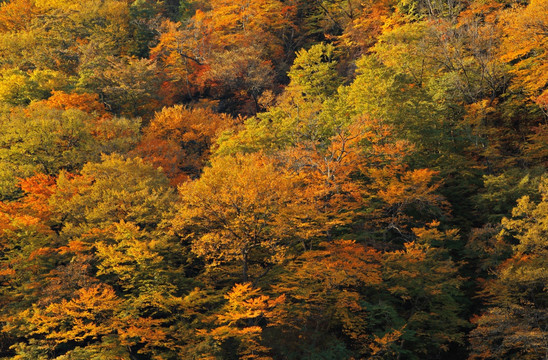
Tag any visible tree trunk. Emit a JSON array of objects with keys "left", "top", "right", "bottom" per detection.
[{"left": 242, "top": 250, "right": 249, "bottom": 282}]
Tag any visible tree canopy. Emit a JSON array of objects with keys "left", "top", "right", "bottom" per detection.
[{"left": 0, "top": 0, "right": 545, "bottom": 358}]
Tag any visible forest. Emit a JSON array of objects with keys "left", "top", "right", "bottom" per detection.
[{"left": 0, "top": 0, "right": 546, "bottom": 358}]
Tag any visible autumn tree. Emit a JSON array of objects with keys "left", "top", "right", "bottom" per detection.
[
  {"left": 50, "top": 154, "right": 176, "bottom": 235},
  {"left": 337, "top": 0, "right": 394, "bottom": 57},
  {"left": 217, "top": 44, "right": 448, "bottom": 243},
  {"left": 196, "top": 0, "right": 294, "bottom": 57},
  {"left": 0, "top": 175, "right": 100, "bottom": 358},
  {"left": 0, "top": 68, "right": 69, "bottom": 105},
  {"left": 205, "top": 46, "right": 276, "bottom": 114},
  {"left": 33, "top": 91, "right": 107, "bottom": 115},
  {"left": 0, "top": 174, "right": 59, "bottom": 317},
  {"left": 0, "top": 106, "right": 98, "bottom": 199},
  {"left": 0, "top": 0, "right": 35, "bottom": 33},
  {"left": 215, "top": 41, "right": 343, "bottom": 155},
  {"left": 499, "top": 0, "right": 548, "bottom": 106},
  {"left": 149, "top": 19, "right": 208, "bottom": 102},
  {"left": 78, "top": 56, "right": 163, "bottom": 118},
  {"left": 0, "top": 0, "right": 133, "bottom": 74},
  {"left": 0, "top": 103, "right": 140, "bottom": 200},
  {"left": 197, "top": 283, "right": 285, "bottom": 359},
  {"left": 31, "top": 90, "right": 141, "bottom": 155},
  {"left": 134, "top": 104, "right": 235, "bottom": 184},
  {"left": 1, "top": 155, "right": 185, "bottom": 358},
  {"left": 154, "top": 0, "right": 295, "bottom": 114},
  {"left": 21, "top": 281, "right": 173, "bottom": 359},
  {"left": 270, "top": 240, "right": 383, "bottom": 358},
  {"left": 174, "top": 154, "right": 319, "bottom": 282}
]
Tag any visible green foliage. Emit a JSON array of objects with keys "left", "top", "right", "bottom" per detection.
[
  {"left": 287, "top": 43, "right": 340, "bottom": 100},
  {"left": 216, "top": 45, "right": 344, "bottom": 156},
  {"left": 475, "top": 169, "right": 545, "bottom": 223},
  {"left": 469, "top": 176, "right": 548, "bottom": 359},
  {"left": 347, "top": 52, "right": 467, "bottom": 170},
  {"left": 371, "top": 224, "right": 468, "bottom": 359}
]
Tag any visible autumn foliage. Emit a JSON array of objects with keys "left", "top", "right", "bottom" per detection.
[{"left": 0, "top": 0, "right": 545, "bottom": 359}]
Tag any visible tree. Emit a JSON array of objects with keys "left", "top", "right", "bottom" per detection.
[
  {"left": 23, "top": 282, "right": 172, "bottom": 358},
  {"left": 149, "top": 19, "right": 208, "bottom": 102},
  {"left": 469, "top": 176, "right": 548, "bottom": 360},
  {"left": 337, "top": 0, "right": 394, "bottom": 57},
  {"left": 0, "top": 103, "right": 141, "bottom": 200},
  {"left": 174, "top": 154, "right": 318, "bottom": 282},
  {"left": 31, "top": 90, "right": 141, "bottom": 156},
  {"left": 0, "top": 0, "right": 35, "bottom": 33},
  {"left": 215, "top": 42, "right": 343, "bottom": 155},
  {"left": 287, "top": 43, "right": 340, "bottom": 100},
  {"left": 32, "top": 91, "right": 107, "bottom": 115},
  {"left": 197, "top": 283, "right": 285, "bottom": 359},
  {"left": 134, "top": 104, "right": 235, "bottom": 184},
  {"left": 0, "top": 174, "right": 101, "bottom": 359},
  {"left": 379, "top": 223, "right": 468, "bottom": 359},
  {"left": 205, "top": 46, "right": 275, "bottom": 114},
  {"left": 271, "top": 240, "right": 382, "bottom": 358},
  {"left": 50, "top": 154, "right": 176, "bottom": 235},
  {"left": 197, "top": 0, "right": 294, "bottom": 57},
  {"left": 216, "top": 44, "right": 448, "bottom": 243},
  {"left": 0, "top": 106, "right": 99, "bottom": 199},
  {"left": 0, "top": 69, "right": 69, "bottom": 105},
  {"left": 78, "top": 56, "right": 163, "bottom": 118},
  {"left": 152, "top": 0, "right": 295, "bottom": 114},
  {"left": 0, "top": 0, "right": 133, "bottom": 75},
  {"left": 499, "top": 0, "right": 548, "bottom": 105},
  {"left": 1, "top": 156, "right": 183, "bottom": 359}
]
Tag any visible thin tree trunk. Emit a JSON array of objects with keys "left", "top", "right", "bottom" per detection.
[{"left": 242, "top": 250, "right": 249, "bottom": 282}]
